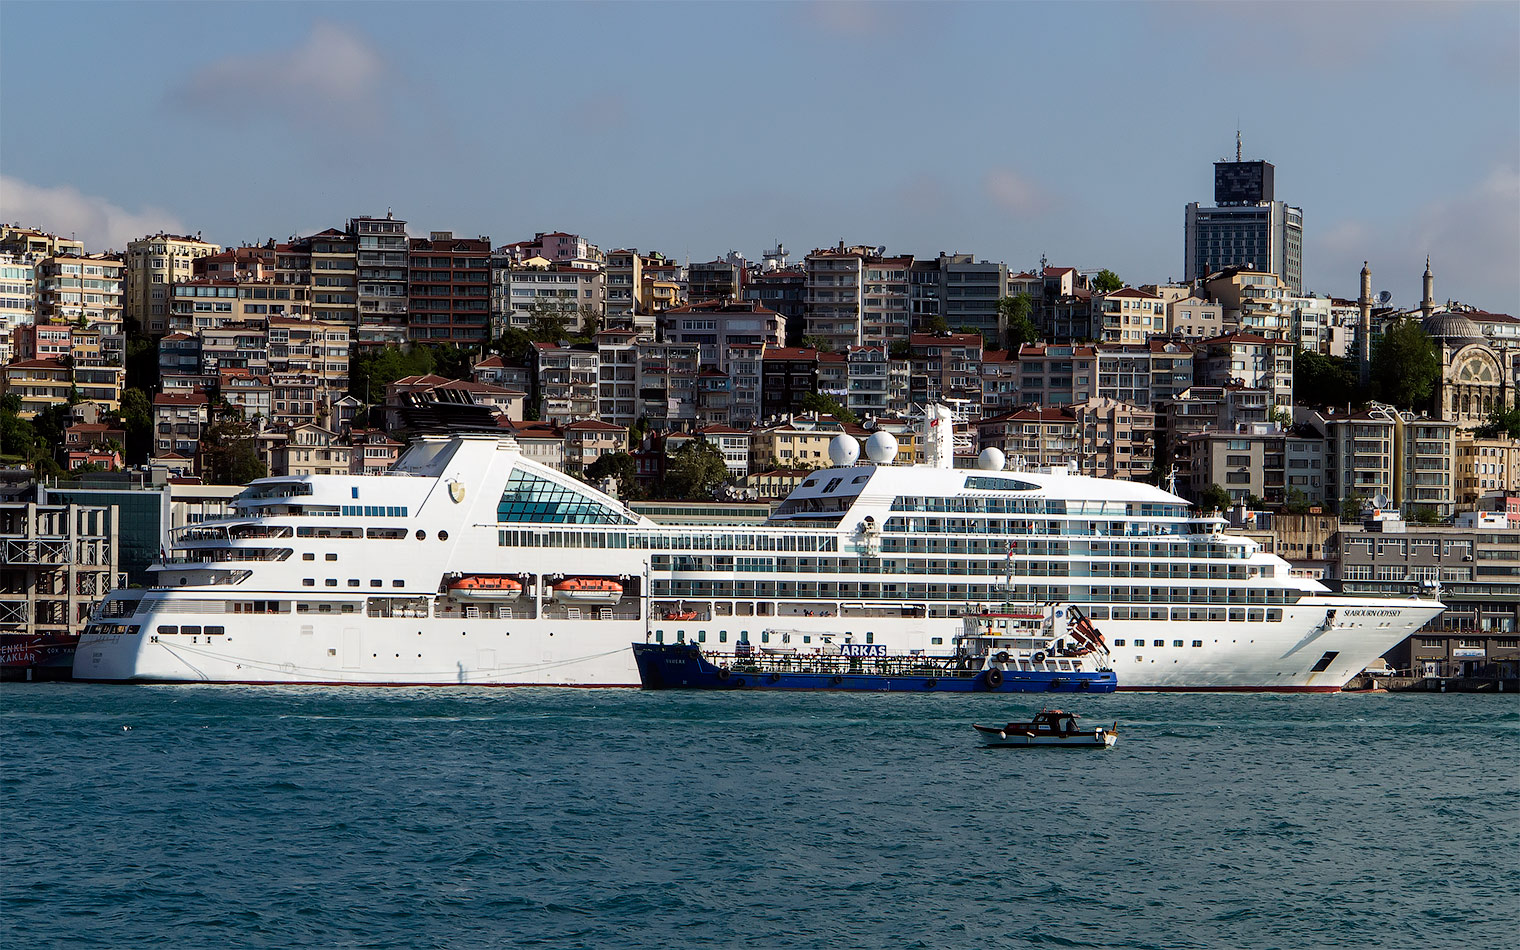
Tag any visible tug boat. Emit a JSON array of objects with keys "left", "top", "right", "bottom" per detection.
[
  {"left": 445, "top": 575, "right": 524, "bottom": 600},
  {"left": 632, "top": 604, "right": 1117, "bottom": 692},
  {"left": 973, "top": 709, "right": 1118, "bottom": 748},
  {"left": 550, "top": 577, "right": 624, "bottom": 605}
]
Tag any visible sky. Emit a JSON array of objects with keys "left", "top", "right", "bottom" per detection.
[{"left": 2, "top": 1, "right": 1517, "bottom": 311}]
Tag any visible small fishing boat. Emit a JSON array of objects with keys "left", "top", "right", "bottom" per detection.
[
  {"left": 550, "top": 577, "right": 624, "bottom": 605},
  {"left": 973, "top": 709, "right": 1117, "bottom": 749},
  {"left": 445, "top": 575, "right": 524, "bottom": 600}
]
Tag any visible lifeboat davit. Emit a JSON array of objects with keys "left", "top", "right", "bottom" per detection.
[
  {"left": 550, "top": 577, "right": 624, "bottom": 605},
  {"left": 447, "top": 576, "right": 524, "bottom": 600},
  {"left": 663, "top": 610, "right": 699, "bottom": 621}
]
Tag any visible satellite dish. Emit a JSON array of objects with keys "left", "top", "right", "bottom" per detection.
[
  {"left": 1377, "top": 291, "right": 1393, "bottom": 305},
  {"left": 865, "top": 431, "right": 899, "bottom": 464},
  {"left": 827, "top": 434, "right": 860, "bottom": 467},
  {"left": 1372, "top": 493, "right": 1389, "bottom": 509}
]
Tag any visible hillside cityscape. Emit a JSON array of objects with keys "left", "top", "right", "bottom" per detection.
[{"left": 2, "top": 151, "right": 1518, "bottom": 682}]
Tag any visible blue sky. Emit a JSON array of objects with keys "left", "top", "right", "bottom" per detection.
[{"left": 3, "top": 1, "right": 1516, "bottom": 310}]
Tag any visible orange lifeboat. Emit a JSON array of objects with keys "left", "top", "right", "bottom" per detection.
[
  {"left": 446, "top": 576, "right": 524, "bottom": 600},
  {"left": 550, "top": 577, "right": 624, "bottom": 606},
  {"left": 663, "top": 609, "right": 699, "bottom": 621}
]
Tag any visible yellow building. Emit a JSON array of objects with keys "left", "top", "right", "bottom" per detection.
[
  {"left": 1, "top": 358, "right": 73, "bottom": 417},
  {"left": 1454, "top": 433, "right": 1520, "bottom": 507},
  {"left": 35, "top": 255, "right": 124, "bottom": 329},
  {"left": 127, "top": 233, "right": 221, "bottom": 334},
  {"left": 0, "top": 226, "right": 84, "bottom": 260}
]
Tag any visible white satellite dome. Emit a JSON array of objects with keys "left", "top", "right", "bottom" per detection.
[
  {"left": 865, "top": 431, "right": 899, "bottom": 464},
  {"left": 977, "top": 447, "right": 1006, "bottom": 471},
  {"left": 827, "top": 434, "right": 860, "bottom": 467}
]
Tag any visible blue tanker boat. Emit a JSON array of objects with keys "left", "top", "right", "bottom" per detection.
[{"left": 632, "top": 605, "right": 1118, "bottom": 693}]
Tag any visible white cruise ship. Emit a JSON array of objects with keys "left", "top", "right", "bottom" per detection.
[{"left": 75, "top": 408, "right": 1443, "bottom": 690}]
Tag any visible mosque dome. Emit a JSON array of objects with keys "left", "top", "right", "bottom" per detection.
[{"left": 1421, "top": 312, "right": 1484, "bottom": 344}]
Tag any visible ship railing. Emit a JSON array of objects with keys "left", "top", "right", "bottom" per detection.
[{"left": 710, "top": 651, "right": 981, "bottom": 679}]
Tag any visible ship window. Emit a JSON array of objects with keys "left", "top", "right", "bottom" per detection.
[
  {"left": 325, "top": 579, "right": 337, "bottom": 586},
  {"left": 303, "top": 552, "right": 315, "bottom": 561},
  {"left": 865, "top": 632, "right": 874, "bottom": 644},
  {"left": 698, "top": 631, "right": 706, "bottom": 642},
  {"left": 1266, "top": 609, "right": 1282, "bottom": 622},
  {"left": 416, "top": 530, "right": 426, "bottom": 540},
  {"left": 206, "top": 626, "right": 225, "bottom": 637},
  {"left": 719, "top": 631, "right": 727, "bottom": 643},
  {"left": 438, "top": 530, "right": 449, "bottom": 541},
  {"left": 325, "top": 553, "right": 337, "bottom": 561},
  {"left": 370, "top": 579, "right": 383, "bottom": 587},
  {"left": 498, "top": 468, "right": 635, "bottom": 525},
  {"left": 1229, "top": 608, "right": 1245, "bottom": 621},
  {"left": 931, "top": 637, "right": 943, "bottom": 645},
  {"left": 1247, "top": 608, "right": 1264, "bottom": 622},
  {"left": 761, "top": 631, "right": 771, "bottom": 643},
  {"left": 352, "top": 487, "right": 359, "bottom": 499},
  {"left": 347, "top": 579, "right": 360, "bottom": 587},
  {"left": 1153, "top": 640, "right": 1165, "bottom": 647},
  {"left": 802, "top": 635, "right": 811, "bottom": 644},
  {"left": 1113, "top": 639, "right": 1125, "bottom": 647},
  {"left": 297, "top": 603, "right": 309, "bottom": 613},
  {"left": 1192, "top": 640, "right": 1203, "bottom": 647},
  {"left": 182, "top": 626, "right": 201, "bottom": 637},
  {"left": 157, "top": 625, "right": 177, "bottom": 635},
  {"left": 823, "top": 478, "right": 843, "bottom": 493},
  {"left": 655, "top": 630, "right": 663, "bottom": 642},
  {"left": 1310, "top": 650, "right": 1339, "bottom": 672},
  {"left": 303, "top": 579, "right": 314, "bottom": 586},
  {"left": 1173, "top": 640, "right": 1184, "bottom": 647},
  {"left": 393, "top": 580, "right": 404, "bottom": 588}
]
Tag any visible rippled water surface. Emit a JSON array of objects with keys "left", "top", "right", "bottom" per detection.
[{"left": 2, "top": 686, "right": 1515, "bottom": 949}]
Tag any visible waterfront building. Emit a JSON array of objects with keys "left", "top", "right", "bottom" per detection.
[
  {"left": 350, "top": 214, "right": 410, "bottom": 348},
  {"left": 39, "top": 472, "right": 170, "bottom": 586},
  {"left": 408, "top": 232, "right": 492, "bottom": 344},
  {"left": 563, "top": 419, "right": 628, "bottom": 477},
  {"left": 126, "top": 233, "right": 222, "bottom": 335},
  {"left": 0, "top": 501, "right": 119, "bottom": 652},
  {"left": 1184, "top": 152, "right": 1303, "bottom": 293}
]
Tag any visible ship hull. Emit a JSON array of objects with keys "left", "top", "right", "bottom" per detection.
[
  {"left": 2, "top": 633, "right": 79, "bottom": 682},
  {"left": 631, "top": 643, "right": 1116, "bottom": 692},
  {"left": 74, "top": 594, "right": 1442, "bottom": 690}
]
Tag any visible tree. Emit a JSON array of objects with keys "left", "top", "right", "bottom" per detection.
[
  {"left": 888, "top": 341, "right": 911, "bottom": 360},
  {"left": 657, "top": 439, "right": 729, "bottom": 500},
  {"left": 1413, "top": 506, "right": 1440, "bottom": 525},
  {"left": 1195, "top": 483, "right": 1231, "bottom": 512},
  {"left": 523, "top": 299, "right": 577, "bottom": 342},
  {"left": 1284, "top": 488, "right": 1312, "bottom": 515},
  {"left": 798, "top": 391, "right": 858, "bottom": 425},
  {"left": 920, "top": 314, "right": 950, "bottom": 334},
  {"left": 1092, "top": 269, "right": 1123, "bottom": 293},
  {"left": 125, "top": 336, "right": 159, "bottom": 392},
  {"left": 1370, "top": 318, "right": 1439, "bottom": 411},
  {"left": 1294, "top": 349, "right": 1359, "bottom": 409},
  {"left": 200, "top": 416, "right": 267, "bottom": 485},
  {"left": 350, "top": 345, "right": 436, "bottom": 402},
  {"left": 117, "top": 387, "right": 153, "bottom": 464},
  {"left": 801, "top": 334, "right": 834, "bottom": 354},
  {"left": 585, "top": 451, "right": 640, "bottom": 499},
  {"left": 997, "top": 293, "right": 1039, "bottom": 350},
  {"left": 1475, "top": 404, "right": 1520, "bottom": 439}
]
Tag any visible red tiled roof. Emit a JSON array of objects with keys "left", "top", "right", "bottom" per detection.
[
  {"left": 152, "top": 392, "right": 208, "bottom": 406},
  {"left": 564, "top": 419, "right": 628, "bottom": 432},
  {"left": 762, "top": 347, "right": 819, "bottom": 360}
]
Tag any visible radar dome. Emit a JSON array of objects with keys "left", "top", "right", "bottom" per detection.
[
  {"left": 865, "top": 431, "right": 899, "bottom": 464},
  {"left": 977, "top": 447, "right": 1006, "bottom": 471},
  {"left": 827, "top": 434, "right": 860, "bottom": 467}
]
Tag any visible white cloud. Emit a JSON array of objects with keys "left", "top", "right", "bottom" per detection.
[
  {"left": 165, "top": 21, "right": 390, "bottom": 132},
  {"left": 984, "top": 168, "right": 1055, "bottom": 216},
  {"left": 0, "top": 176, "right": 185, "bottom": 252}
]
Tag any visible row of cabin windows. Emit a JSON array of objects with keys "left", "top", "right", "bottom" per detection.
[
  {"left": 652, "top": 630, "right": 877, "bottom": 645},
  {"left": 302, "top": 578, "right": 406, "bottom": 588},
  {"left": 156, "top": 625, "right": 227, "bottom": 636},
  {"left": 1113, "top": 640, "right": 1207, "bottom": 648}
]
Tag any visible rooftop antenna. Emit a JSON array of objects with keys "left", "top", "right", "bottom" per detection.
[{"left": 1236, "top": 128, "right": 1242, "bottom": 162}]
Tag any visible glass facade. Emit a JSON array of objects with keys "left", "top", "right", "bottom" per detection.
[
  {"left": 43, "top": 486, "right": 168, "bottom": 586},
  {"left": 496, "top": 469, "right": 632, "bottom": 525}
]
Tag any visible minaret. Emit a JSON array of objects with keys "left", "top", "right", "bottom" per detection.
[
  {"left": 1421, "top": 256, "right": 1435, "bottom": 319},
  {"left": 1358, "top": 261, "right": 1373, "bottom": 385}
]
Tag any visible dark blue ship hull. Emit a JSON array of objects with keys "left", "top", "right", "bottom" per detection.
[{"left": 631, "top": 643, "right": 1117, "bottom": 693}]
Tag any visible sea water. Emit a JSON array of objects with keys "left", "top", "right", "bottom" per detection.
[{"left": 2, "top": 685, "right": 1515, "bottom": 949}]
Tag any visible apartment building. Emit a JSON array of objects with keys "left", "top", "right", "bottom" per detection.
[
  {"left": 408, "top": 232, "right": 491, "bottom": 344},
  {"left": 34, "top": 255, "right": 124, "bottom": 329},
  {"left": 126, "top": 233, "right": 221, "bottom": 334},
  {"left": 805, "top": 247, "right": 867, "bottom": 351},
  {"left": 563, "top": 419, "right": 627, "bottom": 476},
  {"left": 725, "top": 342, "right": 765, "bottom": 428},
  {"left": 861, "top": 256, "right": 913, "bottom": 349},
  {"left": 1184, "top": 423, "right": 1325, "bottom": 506},
  {"left": 1203, "top": 267, "right": 1290, "bottom": 338},
  {"left": 687, "top": 258, "right": 742, "bottom": 304},
  {"left": 167, "top": 278, "right": 308, "bottom": 334},
  {"left": 0, "top": 359, "right": 72, "bottom": 417},
  {"left": 661, "top": 299, "right": 785, "bottom": 371},
  {"left": 1454, "top": 434, "right": 1520, "bottom": 506},
  {"left": 909, "top": 332, "right": 983, "bottom": 411},
  {"left": 151, "top": 392, "right": 209, "bottom": 458},
  {"left": 1193, "top": 333, "right": 1294, "bottom": 409},
  {"left": 350, "top": 214, "right": 410, "bottom": 348},
  {"left": 635, "top": 342, "right": 699, "bottom": 430},
  {"left": 533, "top": 342, "right": 597, "bottom": 424},
  {"left": 761, "top": 347, "right": 820, "bottom": 418},
  {"left": 496, "top": 260, "right": 603, "bottom": 334},
  {"left": 744, "top": 269, "right": 805, "bottom": 344},
  {"left": 595, "top": 328, "right": 639, "bottom": 427},
  {"left": 1092, "top": 287, "right": 1165, "bottom": 343},
  {"left": 0, "top": 253, "right": 36, "bottom": 364},
  {"left": 976, "top": 408, "right": 1081, "bottom": 471}
]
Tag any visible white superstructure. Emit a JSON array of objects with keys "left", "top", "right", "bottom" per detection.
[{"left": 75, "top": 413, "right": 1443, "bottom": 690}]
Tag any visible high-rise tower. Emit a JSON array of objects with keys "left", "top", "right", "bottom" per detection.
[
  {"left": 1358, "top": 261, "right": 1373, "bottom": 386},
  {"left": 1184, "top": 140, "right": 1304, "bottom": 293}
]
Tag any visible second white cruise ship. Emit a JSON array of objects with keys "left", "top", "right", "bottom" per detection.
[{"left": 75, "top": 408, "right": 1443, "bottom": 690}]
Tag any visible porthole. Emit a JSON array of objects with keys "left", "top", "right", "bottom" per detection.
[
  {"left": 438, "top": 530, "right": 449, "bottom": 541},
  {"left": 416, "top": 530, "right": 426, "bottom": 540}
]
